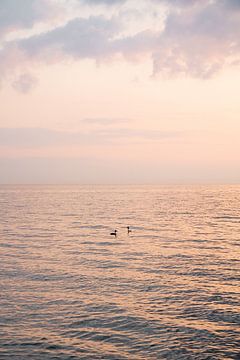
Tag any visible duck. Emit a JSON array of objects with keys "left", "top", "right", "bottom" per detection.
[
  {"left": 127, "top": 226, "right": 132, "bottom": 234},
  {"left": 110, "top": 229, "right": 117, "bottom": 237}
]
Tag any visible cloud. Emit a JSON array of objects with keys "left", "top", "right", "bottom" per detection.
[
  {"left": 80, "top": 118, "right": 132, "bottom": 125},
  {"left": 18, "top": 16, "right": 120, "bottom": 60},
  {"left": 151, "top": 0, "right": 240, "bottom": 78},
  {"left": 222, "top": 0, "right": 240, "bottom": 10},
  {"left": 0, "top": 127, "right": 186, "bottom": 149},
  {"left": 154, "top": 0, "right": 206, "bottom": 7},
  {"left": 79, "top": 0, "right": 126, "bottom": 5},
  {"left": 0, "top": 15, "right": 119, "bottom": 85},
  {"left": 11, "top": 73, "right": 38, "bottom": 93},
  {"left": 0, "top": 128, "right": 65, "bottom": 148},
  {"left": 0, "top": 0, "right": 58, "bottom": 38},
  {"left": 1, "top": 0, "right": 240, "bottom": 81}
]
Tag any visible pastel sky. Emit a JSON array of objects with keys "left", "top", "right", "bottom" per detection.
[{"left": 0, "top": 0, "right": 240, "bottom": 184}]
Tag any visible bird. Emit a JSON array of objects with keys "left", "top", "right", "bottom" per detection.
[
  {"left": 127, "top": 226, "right": 132, "bottom": 234},
  {"left": 110, "top": 229, "right": 117, "bottom": 237}
]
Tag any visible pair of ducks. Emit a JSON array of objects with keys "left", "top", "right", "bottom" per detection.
[{"left": 110, "top": 226, "right": 132, "bottom": 237}]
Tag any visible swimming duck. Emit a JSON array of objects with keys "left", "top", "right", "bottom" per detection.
[{"left": 127, "top": 226, "right": 132, "bottom": 234}]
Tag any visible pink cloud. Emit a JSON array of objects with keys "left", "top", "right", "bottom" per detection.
[{"left": 0, "top": 0, "right": 240, "bottom": 87}]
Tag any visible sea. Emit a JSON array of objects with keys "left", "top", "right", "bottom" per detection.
[{"left": 0, "top": 185, "right": 239, "bottom": 360}]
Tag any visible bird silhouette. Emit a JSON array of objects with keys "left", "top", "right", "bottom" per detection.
[{"left": 127, "top": 226, "right": 132, "bottom": 235}]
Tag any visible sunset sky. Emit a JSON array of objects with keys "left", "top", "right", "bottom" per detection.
[{"left": 0, "top": 0, "right": 240, "bottom": 184}]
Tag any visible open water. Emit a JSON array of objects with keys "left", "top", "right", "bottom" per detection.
[{"left": 0, "top": 185, "right": 240, "bottom": 359}]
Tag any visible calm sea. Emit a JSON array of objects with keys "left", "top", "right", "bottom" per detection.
[{"left": 0, "top": 185, "right": 240, "bottom": 360}]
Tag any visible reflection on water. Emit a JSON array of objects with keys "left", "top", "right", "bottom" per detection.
[{"left": 0, "top": 185, "right": 240, "bottom": 359}]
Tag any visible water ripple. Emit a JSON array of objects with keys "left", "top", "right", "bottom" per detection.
[{"left": 0, "top": 185, "right": 240, "bottom": 359}]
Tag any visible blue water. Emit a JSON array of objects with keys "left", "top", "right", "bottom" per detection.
[{"left": 0, "top": 185, "right": 240, "bottom": 359}]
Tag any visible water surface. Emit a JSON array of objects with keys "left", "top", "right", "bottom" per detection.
[{"left": 0, "top": 185, "right": 240, "bottom": 359}]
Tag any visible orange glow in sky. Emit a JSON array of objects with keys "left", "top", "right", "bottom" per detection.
[{"left": 0, "top": 0, "right": 239, "bottom": 183}]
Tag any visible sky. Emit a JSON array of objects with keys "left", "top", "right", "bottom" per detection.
[{"left": 0, "top": 0, "right": 240, "bottom": 184}]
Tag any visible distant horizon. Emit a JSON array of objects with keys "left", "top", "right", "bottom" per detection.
[{"left": 1, "top": 182, "right": 239, "bottom": 186}]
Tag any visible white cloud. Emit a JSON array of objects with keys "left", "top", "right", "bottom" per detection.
[{"left": 0, "top": 0, "right": 240, "bottom": 84}]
